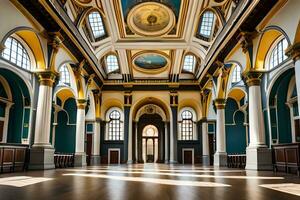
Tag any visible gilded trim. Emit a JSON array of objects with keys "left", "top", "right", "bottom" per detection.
[
  {"left": 286, "top": 42, "right": 300, "bottom": 62},
  {"left": 243, "top": 71, "right": 263, "bottom": 87},
  {"left": 77, "top": 98, "right": 87, "bottom": 109},
  {"left": 35, "top": 70, "right": 59, "bottom": 87},
  {"left": 214, "top": 98, "right": 226, "bottom": 109}
]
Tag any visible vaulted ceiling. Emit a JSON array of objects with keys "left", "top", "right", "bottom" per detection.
[
  {"left": 17, "top": 0, "right": 278, "bottom": 89},
  {"left": 58, "top": 0, "right": 240, "bottom": 83}
]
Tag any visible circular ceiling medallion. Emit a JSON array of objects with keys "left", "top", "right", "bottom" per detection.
[
  {"left": 133, "top": 52, "right": 169, "bottom": 73},
  {"left": 127, "top": 2, "right": 176, "bottom": 36}
]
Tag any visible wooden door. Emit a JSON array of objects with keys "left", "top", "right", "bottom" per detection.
[
  {"left": 0, "top": 120, "right": 4, "bottom": 142},
  {"left": 110, "top": 150, "right": 119, "bottom": 164},
  {"left": 183, "top": 150, "right": 193, "bottom": 164},
  {"left": 209, "top": 134, "right": 214, "bottom": 165},
  {"left": 86, "top": 134, "right": 92, "bottom": 166},
  {"left": 294, "top": 119, "right": 300, "bottom": 142}
]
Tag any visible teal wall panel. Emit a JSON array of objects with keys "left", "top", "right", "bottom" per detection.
[{"left": 225, "top": 98, "right": 247, "bottom": 154}]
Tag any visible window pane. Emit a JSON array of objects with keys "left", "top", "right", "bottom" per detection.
[
  {"left": 183, "top": 55, "right": 196, "bottom": 73},
  {"left": 199, "top": 11, "right": 214, "bottom": 38},
  {"left": 59, "top": 65, "right": 71, "bottom": 85},
  {"left": 232, "top": 66, "right": 241, "bottom": 83},
  {"left": 269, "top": 38, "right": 288, "bottom": 69},
  {"left": 88, "top": 11, "right": 106, "bottom": 39},
  {"left": 108, "top": 110, "right": 121, "bottom": 140},
  {"left": 1, "top": 37, "right": 31, "bottom": 70},
  {"left": 106, "top": 55, "right": 119, "bottom": 73}
]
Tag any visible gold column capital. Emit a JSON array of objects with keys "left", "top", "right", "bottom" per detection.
[
  {"left": 77, "top": 99, "right": 87, "bottom": 109},
  {"left": 286, "top": 42, "right": 300, "bottom": 62},
  {"left": 214, "top": 98, "right": 226, "bottom": 109},
  {"left": 35, "top": 70, "right": 59, "bottom": 87},
  {"left": 243, "top": 71, "right": 263, "bottom": 87}
]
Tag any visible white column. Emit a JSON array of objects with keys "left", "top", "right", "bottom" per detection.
[
  {"left": 294, "top": 59, "right": 300, "bottom": 113},
  {"left": 154, "top": 138, "right": 158, "bottom": 163},
  {"left": 248, "top": 85, "right": 266, "bottom": 147},
  {"left": 92, "top": 120, "right": 101, "bottom": 156},
  {"left": 30, "top": 71, "right": 57, "bottom": 170},
  {"left": 245, "top": 73, "right": 272, "bottom": 170},
  {"left": 33, "top": 79, "right": 55, "bottom": 147},
  {"left": 214, "top": 99, "right": 227, "bottom": 167},
  {"left": 216, "top": 109, "right": 226, "bottom": 153},
  {"left": 74, "top": 99, "right": 87, "bottom": 167},
  {"left": 170, "top": 119, "right": 175, "bottom": 162},
  {"left": 2, "top": 103, "right": 12, "bottom": 143},
  {"left": 75, "top": 101, "right": 86, "bottom": 153},
  {"left": 202, "top": 120, "right": 210, "bottom": 165},
  {"left": 164, "top": 122, "right": 169, "bottom": 163},
  {"left": 135, "top": 121, "right": 138, "bottom": 162}
]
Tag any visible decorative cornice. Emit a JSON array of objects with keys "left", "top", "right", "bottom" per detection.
[
  {"left": 243, "top": 71, "right": 263, "bottom": 87},
  {"left": 286, "top": 42, "right": 300, "bottom": 62},
  {"left": 214, "top": 98, "right": 226, "bottom": 109},
  {"left": 35, "top": 70, "right": 59, "bottom": 87}
]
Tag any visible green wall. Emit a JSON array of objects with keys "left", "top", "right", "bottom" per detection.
[
  {"left": 225, "top": 98, "right": 247, "bottom": 154},
  {"left": 54, "top": 97, "right": 77, "bottom": 153}
]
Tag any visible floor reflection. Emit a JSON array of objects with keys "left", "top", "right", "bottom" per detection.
[
  {"left": 65, "top": 169, "right": 284, "bottom": 180},
  {"left": 63, "top": 173, "right": 231, "bottom": 187}
]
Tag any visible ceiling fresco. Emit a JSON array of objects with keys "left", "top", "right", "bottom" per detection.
[
  {"left": 133, "top": 53, "right": 168, "bottom": 70},
  {"left": 127, "top": 2, "right": 176, "bottom": 36},
  {"left": 121, "top": 0, "right": 181, "bottom": 19}
]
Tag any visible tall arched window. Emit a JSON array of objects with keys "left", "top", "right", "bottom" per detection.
[
  {"left": 2, "top": 37, "right": 31, "bottom": 70},
  {"left": 183, "top": 55, "right": 196, "bottom": 73},
  {"left": 181, "top": 110, "right": 193, "bottom": 140},
  {"left": 232, "top": 66, "right": 242, "bottom": 83},
  {"left": 269, "top": 38, "right": 288, "bottom": 69},
  {"left": 108, "top": 110, "right": 121, "bottom": 140},
  {"left": 88, "top": 11, "right": 106, "bottom": 39},
  {"left": 106, "top": 54, "right": 119, "bottom": 73},
  {"left": 58, "top": 64, "right": 70, "bottom": 85},
  {"left": 198, "top": 11, "right": 215, "bottom": 38}
]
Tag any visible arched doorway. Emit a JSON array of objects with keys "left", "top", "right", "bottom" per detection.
[{"left": 142, "top": 125, "right": 159, "bottom": 163}]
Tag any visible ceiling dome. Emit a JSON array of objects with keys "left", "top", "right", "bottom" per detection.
[{"left": 127, "top": 2, "right": 176, "bottom": 36}]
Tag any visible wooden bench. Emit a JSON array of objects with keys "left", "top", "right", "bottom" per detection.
[
  {"left": 227, "top": 154, "right": 246, "bottom": 169},
  {"left": 272, "top": 143, "right": 300, "bottom": 175},
  {"left": 54, "top": 153, "right": 74, "bottom": 168},
  {"left": 0, "top": 144, "right": 28, "bottom": 173}
]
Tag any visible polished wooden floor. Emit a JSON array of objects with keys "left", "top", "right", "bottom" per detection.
[{"left": 0, "top": 164, "right": 300, "bottom": 200}]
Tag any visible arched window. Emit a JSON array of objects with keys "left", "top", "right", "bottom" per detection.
[
  {"left": 106, "top": 54, "right": 119, "bottom": 73},
  {"left": 269, "top": 38, "right": 288, "bottom": 69},
  {"left": 183, "top": 55, "right": 196, "bottom": 73},
  {"left": 58, "top": 64, "right": 70, "bottom": 85},
  {"left": 2, "top": 37, "right": 31, "bottom": 70},
  {"left": 108, "top": 110, "right": 121, "bottom": 140},
  {"left": 198, "top": 11, "right": 215, "bottom": 38},
  {"left": 232, "top": 66, "right": 242, "bottom": 83},
  {"left": 181, "top": 110, "right": 193, "bottom": 140},
  {"left": 88, "top": 11, "right": 106, "bottom": 39}
]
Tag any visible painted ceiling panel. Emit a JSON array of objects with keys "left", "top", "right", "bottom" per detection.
[{"left": 121, "top": 0, "right": 181, "bottom": 19}]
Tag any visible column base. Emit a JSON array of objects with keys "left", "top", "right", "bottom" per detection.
[
  {"left": 127, "top": 160, "right": 133, "bottom": 164},
  {"left": 29, "top": 147, "right": 55, "bottom": 170},
  {"left": 169, "top": 160, "right": 177, "bottom": 164},
  {"left": 202, "top": 155, "right": 210, "bottom": 166},
  {"left": 164, "top": 160, "right": 169, "bottom": 164},
  {"left": 74, "top": 153, "right": 87, "bottom": 167},
  {"left": 245, "top": 147, "right": 272, "bottom": 171},
  {"left": 214, "top": 152, "right": 227, "bottom": 167},
  {"left": 90, "top": 155, "right": 101, "bottom": 166}
]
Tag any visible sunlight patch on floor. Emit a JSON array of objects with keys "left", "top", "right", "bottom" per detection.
[
  {"left": 65, "top": 169, "right": 284, "bottom": 180},
  {"left": 63, "top": 173, "right": 231, "bottom": 187},
  {"left": 260, "top": 183, "right": 300, "bottom": 196},
  {"left": 0, "top": 176, "right": 53, "bottom": 187}
]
